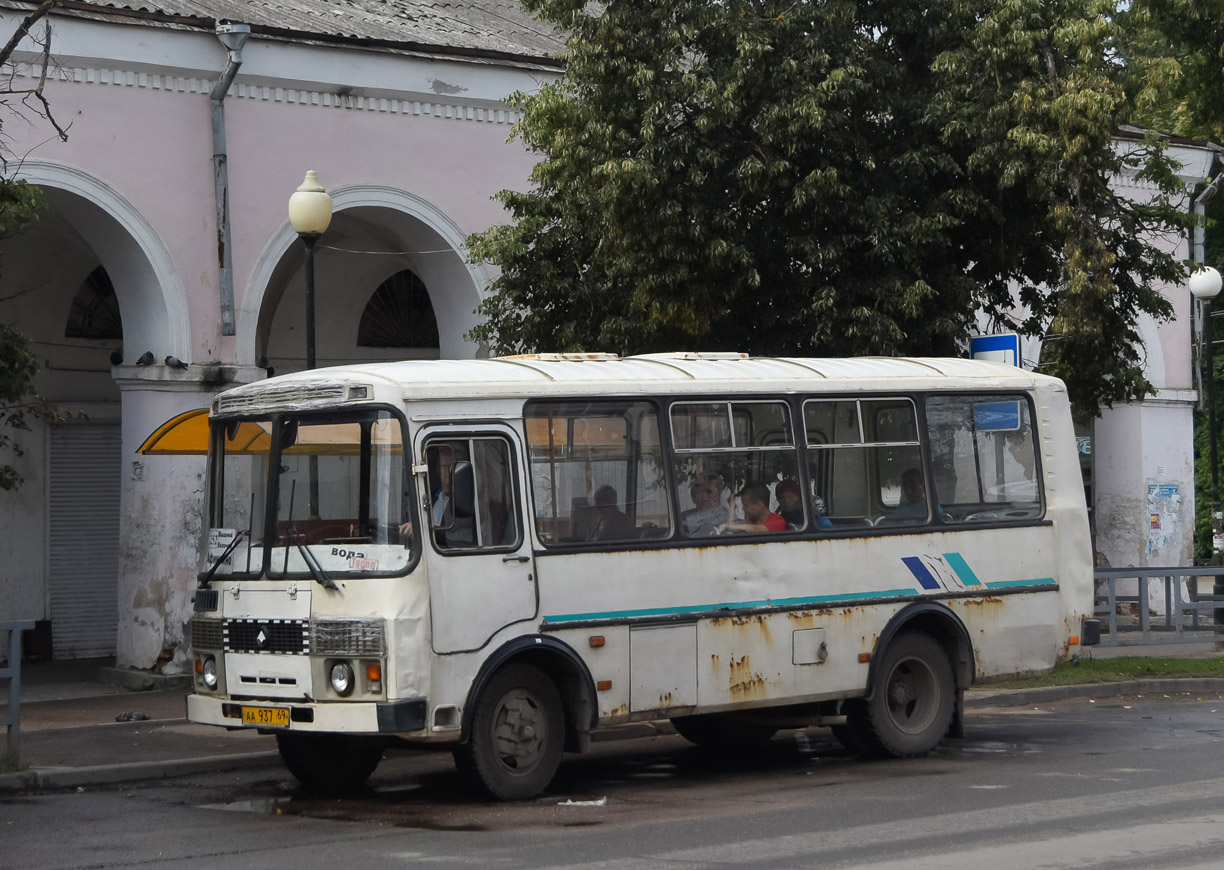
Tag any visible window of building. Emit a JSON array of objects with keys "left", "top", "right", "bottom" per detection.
[
  {"left": 65, "top": 266, "right": 122, "bottom": 339},
  {"left": 357, "top": 270, "right": 439, "bottom": 348}
]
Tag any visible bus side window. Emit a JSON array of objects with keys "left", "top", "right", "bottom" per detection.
[
  {"left": 424, "top": 437, "right": 520, "bottom": 552},
  {"left": 524, "top": 401, "right": 671, "bottom": 546}
]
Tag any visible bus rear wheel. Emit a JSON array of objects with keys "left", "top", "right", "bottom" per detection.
[
  {"left": 671, "top": 714, "right": 778, "bottom": 748},
  {"left": 275, "top": 732, "right": 384, "bottom": 790},
  {"left": 454, "top": 664, "right": 564, "bottom": 800},
  {"left": 856, "top": 631, "right": 954, "bottom": 757}
]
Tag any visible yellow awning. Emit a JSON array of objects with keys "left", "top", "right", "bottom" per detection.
[{"left": 137, "top": 409, "right": 273, "bottom": 455}]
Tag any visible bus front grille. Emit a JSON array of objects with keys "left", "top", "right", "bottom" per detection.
[{"left": 225, "top": 619, "right": 310, "bottom": 655}]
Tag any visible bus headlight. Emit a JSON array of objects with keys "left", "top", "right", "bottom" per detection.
[
  {"left": 329, "top": 661, "right": 355, "bottom": 696},
  {"left": 201, "top": 656, "right": 218, "bottom": 690}
]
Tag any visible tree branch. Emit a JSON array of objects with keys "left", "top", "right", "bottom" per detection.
[{"left": 0, "top": 0, "right": 58, "bottom": 70}]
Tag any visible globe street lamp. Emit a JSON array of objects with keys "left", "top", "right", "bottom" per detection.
[
  {"left": 1190, "top": 265, "right": 1223, "bottom": 644},
  {"left": 288, "top": 171, "right": 332, "bottom": 520},
  {"left": 287, "top": 170, "right": 333, "bottom": 371}
]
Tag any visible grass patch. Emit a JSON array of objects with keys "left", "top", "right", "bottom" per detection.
[{"left": 976, "top": 656, "right": 1224, "bottom": 690}]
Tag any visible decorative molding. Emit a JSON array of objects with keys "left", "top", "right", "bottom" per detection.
[{"left": 13, "top": 62, "right": 520, "bottom": 124}]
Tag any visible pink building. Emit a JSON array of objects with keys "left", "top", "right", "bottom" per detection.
[
  {"left": 0, "top": 1, "right": 1217, "bottom": 670},
  {"left": 0, "top": 0, "right": 562, "bottom": 669}
]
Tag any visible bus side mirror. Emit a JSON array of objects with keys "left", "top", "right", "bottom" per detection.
[{"left": 452, "top": 460, "right": 475, "bottom": 519}]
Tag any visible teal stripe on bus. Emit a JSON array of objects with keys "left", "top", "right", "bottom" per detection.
[
  {"left": 942, "top": 552, "right": 982, "bottom": 586},
  {"left": 543, "top": 588, "right": 918, "bottom": 624},
  {"left": 984, "top": 578, "right": 1056, "bottom": 589}
]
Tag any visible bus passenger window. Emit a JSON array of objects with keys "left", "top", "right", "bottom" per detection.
[
  {"left": 805, "top": 398, "right": 922, "bottom": 528},
  {"left": 926, "top": 395, "right": 1042, "bottom": 523},
  {"left": 525, "top": 401, "right": 671, "bottom": 545},
  {"left": 672, "top": 400, "right": 801, "bottom": 538}
]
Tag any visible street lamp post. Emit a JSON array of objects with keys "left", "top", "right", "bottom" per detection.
[
  {"left": 288, "top": 171, "right": 332, "bottom": 520},
  {"left": 1190, "top": 265, "right": 1223, "bottom": 645},
  {"left": 287, "top": 170, "right": 333, "bottom": 370}
]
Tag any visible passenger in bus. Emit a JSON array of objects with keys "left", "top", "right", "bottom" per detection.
[
  {"left": 681, "top": 473, "right": 729, "bottom": 537},
  {"left": 775, "top": 479, "right": 804, "bottom": 528},
  {"left": 894, "top": 468, "right": 929, "bottom": 519},
  {"left": 586, "top": 485, "right": 636, "bottom": 541},
  {"left": 719, "top": 482, "right": 786, "bottom": 534},
  {"left": 776, "top": 479, "right": 833, "bottom": 530}
]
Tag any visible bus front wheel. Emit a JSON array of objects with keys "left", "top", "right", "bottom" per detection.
[
  {"left": 275, "top": 732, "right": 384, "bottom": 790},
  {"left": 455, "top": 663, "right": 565, "bottom": 800},
  {"left": 855, "top": 631, "right": 955, "bottom": 757}
]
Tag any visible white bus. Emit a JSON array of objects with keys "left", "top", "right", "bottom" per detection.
[{"left": 186, "top": 353, "right": 1096, "bottom": 799}]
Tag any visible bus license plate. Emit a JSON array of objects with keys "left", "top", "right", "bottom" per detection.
[{"left": 241, "top": 705, "right": 290, "bottom": 728}]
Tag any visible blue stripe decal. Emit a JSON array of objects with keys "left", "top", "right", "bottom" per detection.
[
  {"left": 902, "top": 556, "right": 941, "bottom": 590},
  {"left": 942, "top": 552, "right": 981, "bottom": 586},
  {"left": 985, "top": 578, "right": 1056, "bottom": 589},
  {"left": 543, "top": 588, "right": 917, "bottom": 624}
]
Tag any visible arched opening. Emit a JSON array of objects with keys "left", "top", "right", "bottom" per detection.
[
  {"left": 245, "top": 186, "right": 488, "bottom": 372},
  {"left": 1, "top": 162, "right": 187, "bottom": 660}
]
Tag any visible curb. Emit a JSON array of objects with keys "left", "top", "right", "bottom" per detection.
[
  {"left": 0, "top": 751, "right": 280, "bottom": 795},
  {"left": 967, "top": 677, "right": 1224, "bottom": 708}
]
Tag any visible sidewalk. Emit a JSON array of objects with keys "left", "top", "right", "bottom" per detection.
[{"left": 3, "top": 643, "right": 1224, "bottom": 795}]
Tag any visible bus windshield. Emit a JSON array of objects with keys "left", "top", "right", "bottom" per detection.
[{"left": 200, "top": 409, "right": 416, "bottom": 580}]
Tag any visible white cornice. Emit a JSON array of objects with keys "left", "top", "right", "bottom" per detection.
[{"left": 12, "top": 62, "right": 523, "bottom": 124}]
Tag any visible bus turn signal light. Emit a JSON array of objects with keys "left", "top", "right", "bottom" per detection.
[
  {"left": 858, "top": 653, "right": 872, "bottom": 663},
  {"left": 589, "top": 636, "right": 605, "bottom": 648},
  {"left": 597, "top": 680, "right": 612, "bottom": 691}
]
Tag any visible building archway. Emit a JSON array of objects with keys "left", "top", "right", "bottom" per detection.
[
  {"left": 242, "top": 185, "right": 491, "bottom": 371},
  {"left": 1, "top": 160, "right": 191, "bottom": 660}
]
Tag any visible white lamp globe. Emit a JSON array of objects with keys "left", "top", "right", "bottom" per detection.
[{"left": 288, "top": 170, "right": 332, "bottom": 236}]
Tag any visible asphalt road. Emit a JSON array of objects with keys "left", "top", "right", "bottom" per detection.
[{"left": 4, "top": 689, "right": 1224, "bottom": 869}]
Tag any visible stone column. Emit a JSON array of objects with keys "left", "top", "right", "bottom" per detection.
[{"left": 112, "top": 364, "right": 264, "bottom": 672}]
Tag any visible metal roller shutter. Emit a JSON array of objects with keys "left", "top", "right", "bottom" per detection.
[{"left": 49, "top": 424, "right": 120, "bottom": 658}]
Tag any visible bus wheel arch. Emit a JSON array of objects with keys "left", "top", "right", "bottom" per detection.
[
  {"left": 842, "top": 602, "right": 974, "bottom": 753},
  {"left": 871, "top": 602, "right": 975, "bottom": 700},
  {"left": 461, "top": 636, "right": 597, "bottom": 756}
]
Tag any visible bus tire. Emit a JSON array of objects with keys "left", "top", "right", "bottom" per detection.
[
  {"left": 454, "top": 663, "right": 564, "bottom": 800},
  {"left": 830, "top": 701, "right": 881, "bottom": 758},
  {"left": 859, "top": 631, "right": 954, "bottom": 757},
  {"left": 671, "top": 714, "right": 777, "bottom": 748},
  {"left": 275, "top": 732, "right": 384, "bottom": 790}
]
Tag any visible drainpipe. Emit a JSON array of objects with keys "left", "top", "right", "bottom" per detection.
[{"left": 211, "top": 22, "right": 251, "bottom": 337}]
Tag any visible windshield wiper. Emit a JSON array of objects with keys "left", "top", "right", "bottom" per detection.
[
  {"left": 295, "top": 539, "right": 339, "bottom": 591},
  {"left": 199, "top": 530, "right": 249, "bottom": 589}
]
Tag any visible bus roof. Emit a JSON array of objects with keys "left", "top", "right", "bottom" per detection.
[{"left": 214, "top": 354, "right": 1061, "bottom": 415}]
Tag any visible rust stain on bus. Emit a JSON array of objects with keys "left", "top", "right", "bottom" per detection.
[
  {"left": 659, "top": 692, "right": 674, "bottom": 707},
  {"left": 710, "top": 654, "right": 721, "bottom": 670},
  {"left": 607, "top": 703, "right": 628, "bottom": 718},
  {"left": 728, "top": 655, "right": 767, "bottom": 697}
]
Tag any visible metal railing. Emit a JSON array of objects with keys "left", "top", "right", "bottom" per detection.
[
  {"left": 0, "top": 620, "right": 34, "bottom": 761},
  {"left": 1094, "top": 567, "right": 1223, "bottom": 646}
]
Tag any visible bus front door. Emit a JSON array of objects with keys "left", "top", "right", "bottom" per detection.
[{"left": 418, "top": 427, "right": 537, "bottom": 654}]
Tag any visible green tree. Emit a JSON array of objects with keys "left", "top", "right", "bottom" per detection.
[{"left": 469, "top": 0, "right": 1189, "bottom": 418}]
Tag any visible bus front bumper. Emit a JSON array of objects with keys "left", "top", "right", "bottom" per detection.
[{"left": 187, "top": 693, "right": 428, "bottom": 734}]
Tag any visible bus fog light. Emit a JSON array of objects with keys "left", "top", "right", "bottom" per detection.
[
  {"left": 330, "top": 661, "right": 355, "bottom": 696},
  {"left": 201, "top": 656, "right": 218, "bottom": 690}
]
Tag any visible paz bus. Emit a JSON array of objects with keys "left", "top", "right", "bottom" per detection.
[{"left": 185, "top": 353, "right": 1096, "bottom": 799}]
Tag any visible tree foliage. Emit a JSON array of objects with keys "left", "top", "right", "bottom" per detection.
[{"left": 469, "top": 0, "right": 1190, "bottom": 417}]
